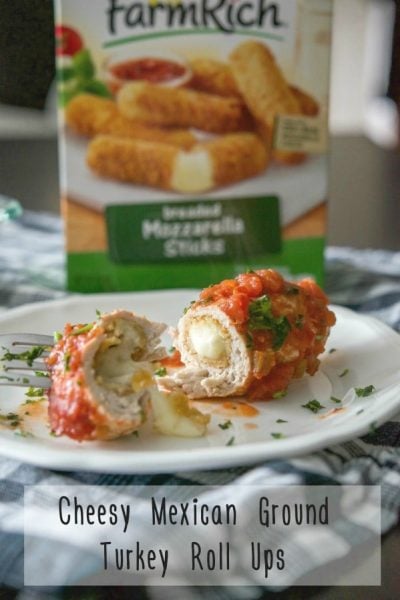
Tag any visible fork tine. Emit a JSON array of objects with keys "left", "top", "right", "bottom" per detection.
[
  {"left": 0, "top": 374, "right": 51, "bottom": 389},
  {"left": 1, "top": 359, "right": 48, "bottom": 371},
  {"left": 0, "top": 333, "right": 54, "bottom": 389},
  {"left": 0, "top": 333, "right": 54, "bottom": 347}
]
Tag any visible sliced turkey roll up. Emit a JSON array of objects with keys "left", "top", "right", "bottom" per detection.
[
  {"left": 47, "top": 310, "right": 166, "bottom": 441},
  {"left": 161, "top": 270, "right": 336, "bottom": 400}
]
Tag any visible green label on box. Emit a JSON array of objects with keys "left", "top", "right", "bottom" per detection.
[{"left": 106, "top": 196, "right": 281, "bottom": 264}]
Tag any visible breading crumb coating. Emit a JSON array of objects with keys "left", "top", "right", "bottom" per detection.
[
  {"left": 118, "top": 82, "right": 253, "bottom": 134},
  {"left": 87, "top": 132, "right": 268, "bottom": 193},
  {"left": 87, "top": 135, "right": 178, "bottom": 190},
  {"left": 66, "top": 93, "right": 196, "bottom": 149}
]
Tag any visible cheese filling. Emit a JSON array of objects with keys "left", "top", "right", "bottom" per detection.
[
  {"left": 188, "top": 320, "right": 227, "bottom": 361},
  {"left": 171, "top": 148, "right": 213, "bottom": 193},
  {"left": 94, "top": 318, "right": 151, "bottom": 396}
]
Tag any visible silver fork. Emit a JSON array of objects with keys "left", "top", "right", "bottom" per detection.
[{"left": 0, "top": 334, "right": 54, "bottom": 389}]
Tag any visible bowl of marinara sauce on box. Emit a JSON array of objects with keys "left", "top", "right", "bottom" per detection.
[{"left": 105, "top": 50, "right": 191, "bottom": 94}]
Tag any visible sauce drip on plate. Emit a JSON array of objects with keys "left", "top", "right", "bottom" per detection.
[{"left": 191, "top": 399, "right": 259, "bottom": 419}]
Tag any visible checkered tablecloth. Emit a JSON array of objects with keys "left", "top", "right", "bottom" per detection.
[{"left": 0, "top": 211, "right": 399, "bottom": 599}]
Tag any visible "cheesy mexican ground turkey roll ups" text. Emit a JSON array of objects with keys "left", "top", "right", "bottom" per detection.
[{"left": 161, "top": 270, "right": 336, "bottom": 400}]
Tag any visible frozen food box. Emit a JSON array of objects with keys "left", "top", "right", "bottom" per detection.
[{"left": 55, "top": 0, "right": 333, "bottom": 292}]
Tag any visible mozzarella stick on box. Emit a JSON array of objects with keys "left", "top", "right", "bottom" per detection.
[
  {"left": 198, "top": 133, "right": 269, "bottom": 188},
  {"left": 189, "top": 58, "right": 239, "bottom": 97},
  {"left": 87, "top": 135, "right": 178, "bottom": 190},
  {"left": 290, "top": 86, "right": 319, "bottom": 117},
  {"left": 229, "top": 41, "right": 306, "bottom": 163},
  {"left": 189, "top": 58, "right": 320, "bottom": 118},
  {"left": 87, "top": 133, "right": 268, "bottom": 193},
  {"left": 117, "top": 82, "right": 252, "bottom": 134},
  {"left": 66, "top": 93, "right": 196, "bottom": 149}
]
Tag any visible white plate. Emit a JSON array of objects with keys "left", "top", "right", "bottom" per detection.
[{"left": 0, "top": 291, "right": 399, "bottom": 474}]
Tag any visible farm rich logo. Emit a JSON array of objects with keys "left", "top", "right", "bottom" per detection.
[{"left": 107, "top": 0, "right": 286, "bottom": 35}]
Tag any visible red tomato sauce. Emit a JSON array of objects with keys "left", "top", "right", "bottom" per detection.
[
  {"left": 194, "top": 270, "right": 336, "bottom": 400},
  {"left": 161, "top": 349, "right": 184, "bottom": 368},
  {"left": 110, "top": 57, "right": 186, "bottom": 84}
]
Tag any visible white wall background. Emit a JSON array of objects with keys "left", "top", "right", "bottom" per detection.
[{"left": 330, "top": 0, "right": 396, "bottom": 140}]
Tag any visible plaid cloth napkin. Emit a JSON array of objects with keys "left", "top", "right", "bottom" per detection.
[{"left": 0, "top": 211, "right": 399, "bottom": 599}]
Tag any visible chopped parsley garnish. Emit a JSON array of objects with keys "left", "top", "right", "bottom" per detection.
[
  {"left": 15, "top": 430, "right": 33, "bottom": 438},
  {"left": 302, "top": 399, "right": 325, "bottom": 413},
  {"left": 272, "top": 390, "right": 287, "bottom": 399},
  {"left": 329, "top": 348, "right": 337, "bottom": 354},
  {"left": 132, "top": 430, "right": 139, "bottom": 438},
  {"left": 315, "top": 334, "right": 324, "bottom": 341},
  {"left": 71, "top": 323, "right": 94, "bottom": 336},
  {"left": 64, "top": 353, "right": 71, "bottom": 372},
  {"left": 0, "top": 413, "right": 21, "bottom": 428},
  {"left": 5, "top": 413, "right": 19, "bottom": 421},
  {"left": 271, "top": 432, "right": 284, "bottom": 439},
  {"left": 169, "top": 346, "right": 175, "bottom": 354},
  {"left": 1, "top": 345, "right": 47, "bottom": 367},
  {"left": 54, "top": 331, "right": 62, "bottom": 342},
  {"left": 25, "top": 387, "right": 45, "bottom": 398},
  {"left": 226, "top": 436, "right": 235, "bottom": 446},
  {"left": 248, "top": 295, "right": 291, "bottom": 350},
  {"left": 330, "top": 396, "right": 342, "bottom": 404},
  {"left": 183, "top": 301, "right": 195, "bottom": 315},
  {"left": 276, "top": 419, "right": 288, "bottom": 423},
  {"left": 96, "top": 309, "right": 102, "bottom": 318},
  {"left": 0, "top": 375, "right": 13, "bottom": 381},
  {"left": 34, "top": 371, "right": 49, "bottom": 378},
  {"left": 295, "top": 315, "right": 304, "bottom": 329},
  {"left": 155, "top": 367, "right": 167, "bottom": 377},
  {"left": 218, "top": 420, "right": 233, "bottom": 430},
  {"left": 49, "top": 430, "right": 58, "bottom": 437},
  {"left": 356, "top": 409, "right": 364, "bottom": 415},
  {"left": 22, "top": 377, "right": 29, "bottom": 384},
  {"left": 23, "top": 397, "right": 45, "bottom": 406},
  {"left": 339, "top": 368, "right": 349, "bottom": 378},
  {"left": 355, "top": 385, "right": 376, "bottom": 398},
  {"left": 246, "top": 333, "right": 254, "bottom": 349}
]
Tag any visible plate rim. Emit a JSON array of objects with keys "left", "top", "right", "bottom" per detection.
[{"left": 0, "top": 291, "right": 399, "bottom": 473}]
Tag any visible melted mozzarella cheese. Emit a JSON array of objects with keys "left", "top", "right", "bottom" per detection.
[
  {"left": 171, "top": 149, "right": 213, "bottom": 193},
  {"left": 189, "top": 321, "right": 227, "bottom": 360}
]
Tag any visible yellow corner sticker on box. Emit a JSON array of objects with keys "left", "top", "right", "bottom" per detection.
[{"left": 274, "top": 115, "right": 328, "bottom": 154}]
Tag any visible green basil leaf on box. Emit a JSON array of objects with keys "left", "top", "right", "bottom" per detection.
[{"left": 72, "top": 49, "right": 95, "bottom": 80}]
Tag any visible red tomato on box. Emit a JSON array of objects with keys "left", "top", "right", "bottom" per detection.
[{"left": 55, "top": 25, "right": 83, "bottom": 57}]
